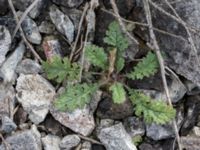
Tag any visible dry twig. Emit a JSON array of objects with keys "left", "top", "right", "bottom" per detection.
[
  {"left": 12, "top": 0, "right": 40, "bottom": 39},
  {"left": 8, "top": 0, "right": 42, "bottom": 62},
  {"left": 0, "top": 133, "right": 10, "bottom": 150},
  {"left": 69, "top": 3, "right": 89, "bottom": 61},
  {"left": 109, "top": 0, "right": 139, "bottom": 45},
  {"left": 101, "top": 8, "right": 186, "bottom": 42},
  {"left": 78, "top": 135, "right": 102, "bottom": 145},
  {"left": 142, "top": 0, "right": 182, "bottom": 149}
]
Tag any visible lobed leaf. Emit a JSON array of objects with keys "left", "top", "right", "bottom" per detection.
[
  {"left": 85, "top": 44, "right": 108, "bottom": 70},
  {"left": 54, "top": 83, "right": 98, "bottom": 111},
  {"left": 127, "top": 51, "right": 159, "bottom": 80},
  {"left": 129, "top": 90, "right": 176, "bottom": 124},
  {"left": 109, "top": 82, "right": 126, "bottom": 104},
  {"left": 104, "top": 21, "right": 129, "bottom": 52},
  {"left": 42, "top": 56, "right": 80, "bottom": 83}
]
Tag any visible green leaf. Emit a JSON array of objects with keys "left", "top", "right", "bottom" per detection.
[
  {"left": 104, "top": 21, "right": 129, "bottom": 52},
  {"left": 109, "top": 82, "right": 126, "bottom": 104},
  {"left": 116, "top": 57, "right": 125, "bottom": 72},
  {"left": 129, "top": 90, "right": 176, "bottom": 124},
  {"left": 42, "top": 56, "right": 80, "bottom": 83},
  {"left": 54, "top": 83, "right": 98, "bottom": 111},
  {"left": 85, "top": 44, "right": 108, "bottom": 70},
  {"left": 127, "top": 51, "right": 159, "bottom": 80}
]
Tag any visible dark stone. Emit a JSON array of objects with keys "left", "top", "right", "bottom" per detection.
[
  {"left": 0, "top": 0, "right": 8, "bottom": 15},
  {"left": 123, "top": 117, "right": 145, "bottom": 138},
  {"left": 96, "top": 96, "right": 133, "bottom": 120},
  {"left": 103, "top": 0, "right": 135, "bottom": 17},
  {"left": 52, "top": 0, "right": 84, "bottom": 8},
  {"left": 94, "top": 9, "right": 115, "bottom": 47},
  {"left": 180, "top": 95, "right": 200, "bottom": 135},
  {"left": 92, "top": 144, "right": 106, "bottom": 150}
]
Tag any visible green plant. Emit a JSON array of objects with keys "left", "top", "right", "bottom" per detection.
[
  {"left": 42, "top": 21, "right": 175, "bottom": 124},
  {"left": 132, "top": 135, "right": 143, "bottom": 146}
]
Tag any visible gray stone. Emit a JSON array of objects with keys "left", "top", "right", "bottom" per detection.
[
  {"left": 123, "top": 117, "right": 145, "bottom": 138},
  {"left": 0, "top": 116, "right": 17, "bottom": 133},
  {"left": 60, "top": 134, "right": 81, "bottom": 150},
  {"left": 13, "top": 0, "right": 46, "bottom": 18},
  {"left": 16, "top": 59, "right": 42, "bottom": 74},
  {"left": 146, "top": 123, "right": 175, "bottom": 141},
  {"left": 139, "top": 74, "right": 186, "bottom": 103},
  {"left": 18, "top": 12, "right": 42, "bottom": 44},
  {"left": 39, "top": 21, "right": 55, "bottom": 34},
  {"left": 42, "top": 135, "right": 61, "bottom": 150},
  {"left": 50, "top": 91, "right": 102, "bottom": 136},
  {"left": 52, "top": 0, "right": 84, "bottom": 8},
  {"left": 60, "top": 8, "right": 82, "bottom": 35},
  {"left": 16, "top": 74, "right": 55, "bottom": 124},
  {"left": 81, "top": 141, "right": 92, "bottom": 150},
  {"left": 0, "top": 125, "right": 42, "bottom": 150},
  {"left": 49, "top": 5, "right": 74, "bottom": 43},
  {"left": 0, "top": 26, "right": 11, "bottom": 66},
  {"left": 0, "top": 42, "right": 25, "bottom": 83},
  {"left": 181, "top": 136, "right": 200, "bottom": 150},
  {"left": 97, "top": 123, "right": 137, "bottom": 150},
  {"left": 0, "top": 85, "right": 15, "bottom": 117},
  {"left": 147, "top": 0, "right": 200, "bottom": 85}
]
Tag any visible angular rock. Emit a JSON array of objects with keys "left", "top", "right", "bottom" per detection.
[
  {"left": 123, "top": 117, "right": 145, "bottom": 138},
  {"left": 0, "top": 85, "right": 15, "bottom": 117},
  {"left": 0, "top": 125, "right": 42, "bottom": 150},
  {"left": 42, "top": 135, "right": 61, "bottom": 150},
  {"left": 39, "top": 21, "right": 55, "bottom": 34},
  {"left": 16, "top": 59, "right": 42, "bottom": 74},
  {"left": 50, "top": 108, "right": 94, "bottom": 136},
  {"left": 96, "top": 97, "right": 133, "bottom": 119},
  {"left": 60, "top": 134, "right": 81, "bottom": 150},
  {"left": 16, "top": 74, "right": 55, "bottom": 124},
  {"left": 60, "top": 8, "right": 82, "bottom": 35},
  {"left": 42, "top": 36, "right": 62, "bottom": 61},
  {"left": 134, "top": 0, "right": 200, "bottom": 85},
  {"left": 49, "top": 5, "right": 75, "bottom": 43},
  {"left": 0, "top": 116, "right": 17, "bottom": 134},
  {"left": 50, "top": 91, "right": 102, "bottom": 136},
  {"left": 0, "top": 42, "right": 25, "bottom": 83},
  {"left": 52, "top": 0, "right": 84, "bottom": 8},
  {"left": 146, "top": 123, "right": 175, "bottom": 141},
  {"left": 97, "top": 123, "right": 137, "bottom": 150},
  {"left": 13, "top": 0, "right": 46, "bottom": 18},
  {"left": 18, "top": 12, "right": 42, "bottom": 44},
  {"left": 0, "top": 26, "right": 11, "bottom": 66}
]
